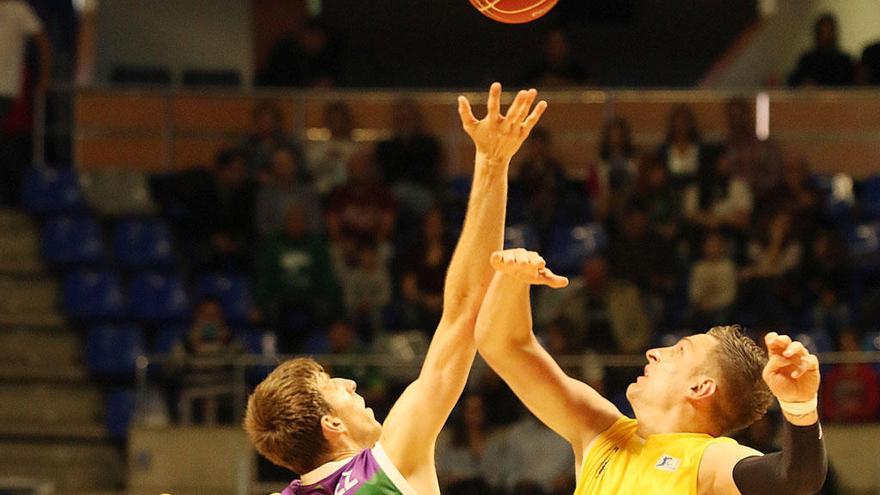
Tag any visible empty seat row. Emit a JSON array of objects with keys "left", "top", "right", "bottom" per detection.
[
  {"left": 42, "top": 216, "right": 176, "bottom": 268},
  {"left": 64, "top": 271, "right": 254, "bottom": 324}
]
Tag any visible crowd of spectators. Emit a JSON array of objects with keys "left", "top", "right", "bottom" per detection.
[{"left": 139, "top": 84, "right": 880, "bottom": 450}]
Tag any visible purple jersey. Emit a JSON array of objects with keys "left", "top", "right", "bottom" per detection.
[{"left": 281, "top": 443, "right": 417, "bottom": 495}]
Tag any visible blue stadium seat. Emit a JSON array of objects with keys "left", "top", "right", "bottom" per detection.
[
  {"left": 113, "top": 217, "right": 176, "bottom": 268},
  {"left": 41, "top": 215, "right": 104, "bottom": 266},
  {"left": 153, "top": 325, "right": 187, "bottom": 354},
  {"left": 504, "top": 224, "right": 540, "bottom": 251},
  {"left": 105, "top": 388, "right": 137, "bottom": 441},
  {"left": 846, "top": 222, "right": 880, "bottom": 269},
  {"left": 63, "top": 270, "right": 127, "bottom": 320},
  {"left": 85, "top": 324, "right": 145, "bottom": 377},
  {"left": 794, "top": 329, "right": 832, "bottom": 354},
  {"left": 129, "top": 271, "right": 191, "bottom": 322},
  {"left": 546, "top": 223, "right": 607, "bottom": 275},
  {"left": 863, "top": 331, "right": 880, "bottom": 351},
  {"left": 21, "top": 166, "right": 86, "bottom": 215},
  {"left": 196, "top": 273, "right": 253, "bottom": 325},
  {"left": 811, "top": 173, "right": 854, "bottom": 221},
  {"left": 861, "top": 175, "right": 880, "bottom": 219}
]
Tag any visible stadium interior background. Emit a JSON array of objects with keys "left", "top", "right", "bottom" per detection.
[{"left": 2, "top": 0, "right": 880, "bottom": 494}]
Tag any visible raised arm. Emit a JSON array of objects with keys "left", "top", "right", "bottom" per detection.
[
  {"left": 701, "top": 332, "right": 826, "bottom": 495},
  {"left": 475, "top": 249, "right": 622, "bottom": 457},
  {"left": 381, "top": 84, "right": 547, "bottom": 469}
]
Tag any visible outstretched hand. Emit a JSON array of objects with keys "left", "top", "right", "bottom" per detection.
[
  {"left": 762, "top": 332, "right": 821, "bottom": 404},
  {"left": 490, "top": 248, "right": 569, "bottom": 288},
  {"left": 458, "top": 82, "right": 547, "bottom": 164}
]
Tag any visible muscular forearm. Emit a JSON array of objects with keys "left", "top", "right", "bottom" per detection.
[
  {"left": 475, "top": 274, "right": 533, "bottom": 357},
  {"left": 441, "top": 154, "right": 509, "bottom": 323}
]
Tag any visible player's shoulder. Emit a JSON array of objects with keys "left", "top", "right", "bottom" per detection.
[{"left": 698, "top": 441, "right": 762, "bottom": 495}]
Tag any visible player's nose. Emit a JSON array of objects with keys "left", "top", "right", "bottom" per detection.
[
  {"left": 646, "top": 348, "right": 660, "bottom": 363},
  {"left": 343, "top": 379, "right": 357, "bottom": 393}
]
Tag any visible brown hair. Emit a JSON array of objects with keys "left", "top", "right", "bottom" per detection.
[
  {"left": 706, "top": 325, "right": 773, "bottom": 435},
  {"left": 244, "top": 358, "right": 332, "bottom": 474}
]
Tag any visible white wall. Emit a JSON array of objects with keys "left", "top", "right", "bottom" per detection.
[
  {"left": 704, "top": 0, "right": 880, "bottom": 88},
  {"left": 95, "top": 0, "right": 253, "bottom": 85}
]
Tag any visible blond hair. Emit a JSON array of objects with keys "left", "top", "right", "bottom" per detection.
[
  {"left": 244, "top": 358, "right": 332, "bottom": 474},
  {"left": 706, "top": 325, "right": 773, "bottom": 434}
]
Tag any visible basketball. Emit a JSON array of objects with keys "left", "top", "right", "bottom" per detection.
[{"left": 468, "top": 0, "right": 559, "bottom": 24}]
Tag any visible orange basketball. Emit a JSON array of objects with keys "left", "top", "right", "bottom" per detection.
[{"left": 468, "top": 0, "right": 559, "bottom": 24}]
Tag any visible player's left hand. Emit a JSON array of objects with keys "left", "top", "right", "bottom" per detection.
[
  {"left": 762, "top": 332, "right": 820, "bottom": 403},
  {"left": 457, "top": 82, "right": 547, "bottom": 164}
]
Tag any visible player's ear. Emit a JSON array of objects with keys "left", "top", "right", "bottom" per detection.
[
  {"left": 687, "top": 376, "right": 716, "bottom": 401},
  {"left": 321, "top": 414, "right": 346, "bottom": 437}
]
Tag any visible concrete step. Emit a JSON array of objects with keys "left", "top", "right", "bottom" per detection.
[
  {"left": 0, "top": 421, "right": 107, "bottom": 441},
  {"left": 0, "top": 230, "right": 42, "bottom": 265},
  {"left": 0, "top": 327, "right": 81, "bottom": 367},
  {"left": 0, "top": 382, "right": 104, "bottom": 426},
  {"left": 0, "top": 276, "right": 60, "bottom": 317},
  {"left": 0, "top": 209, "right": 36, "bottom": 232},
  {"left": 0, "top": 312, "right": 66, "bottom": 328},
  {"left": 0, "top": 441, "right": 124, "bottom": 491}
]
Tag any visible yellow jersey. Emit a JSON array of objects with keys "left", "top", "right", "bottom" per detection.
[{"left": 574, "top": 417, "right": 738, "bottom": 495}]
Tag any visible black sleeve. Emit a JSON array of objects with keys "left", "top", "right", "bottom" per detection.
[{"left": 732, "top": 421, "right": 827, "bottom": 495}]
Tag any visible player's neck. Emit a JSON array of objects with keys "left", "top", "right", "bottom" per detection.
[{"left": 636, "top": 404, "right": 713, "bottom": 438}]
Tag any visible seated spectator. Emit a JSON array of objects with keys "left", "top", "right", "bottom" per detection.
[
  {"left": 171, "top": 297, "right": 242, "bottom": 425},
  {"left": 325, "top": 146, "right": 397, "bottom": 261},
  {"left": 151, "top": 147, "right": 257, "bottom": 271},
  {"left": 436, "top": 393, "right": 494, "bottom": 495},
  {"left": 683, "top": 151, "right": 753, "bottom": 240},
  {"left": 255, "top": 145, "right": 321, "bottom": 238},
  {"left": 860, "top": 41, "right": 880, "bottom": 85},
  {"left": 538, "top": 256, "right": 652, "bottom": 355},
  {"left": 822, "top": 329, "right": 880, "bottom": 422},
  {"left": 689, "top": 231, "right": 737, "bottom": 328},
  {"left": 587, "top": 117, "right": 638, "bottom": 220},
  {"left": 722, "top": 97, "right": 783, "bottom": 199},
  {"left": 522, "top": 28, "right": 592, "bottom": 87},
  {"left": 809, "top": 285, "right": 852, "bottom": 340},
  {"left": 397, "top": 207, "right": 451, "bottom": 332},
  {"left": 632, "top": 155, "right": 681, "bottom": 241},
  {"left": 516, "top": 127, "right": 568, "bottom": 245},
  {"left": 306, "top": 100, "right": 358, "bottom": 194},
  {"left": 803, "top": 228, "right": 852, "bottom": 304},
  {"left": 239, "top": 101, "right": 301, "bottom": 181},
  {"left": 657, "top": 104, "right": 704, "bottom": 188},
  {"left": 608, "top": 202, "right": 678, "bottom": 307},
  {"left": 254, "top": 204, "right": 341, "bottom": 353},
  {"left": 739, "top": 211, "right": 803, "bottom": 322},
  {"left": 760, "top": 156, "right": 820, "bottom": 236},
  {"left": 337, "top": 240, "right": 393, "bottom": 339},
  {"left": 376, "top": 98, "right": 443, "bottom": 217},
  {"left": 256, "top": 17, "right": 338, "bottom": 88},
  {"left": 788, "top": 13, "right": 855, "bottom": 87}
]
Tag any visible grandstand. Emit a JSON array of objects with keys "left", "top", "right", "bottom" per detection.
[{"left": 2, "top": 1, "right": 880, "bottom": 495}]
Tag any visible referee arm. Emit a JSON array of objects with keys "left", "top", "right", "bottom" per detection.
[{"left": 700, "top": 333, "right": 827, "bottom": 495}]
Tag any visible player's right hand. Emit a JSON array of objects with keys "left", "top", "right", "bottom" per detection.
[{"left": 490, "top": 248, "right": 568, "bottom": 288}]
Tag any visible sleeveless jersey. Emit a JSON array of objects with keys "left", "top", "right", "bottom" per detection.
[
  {"left": 574, "top": 417, "right": 738, "bottom": 495},
  {"left": 281, "top": 443, "right": 418, "bottom": 495}
]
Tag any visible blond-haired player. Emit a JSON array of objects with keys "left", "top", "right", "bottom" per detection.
[
  {"left": 476, "top": 248, "right": 827, "bottom": 495},
  {"left": 244, "top": 83, "right": 546, "bottom": 495}
]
